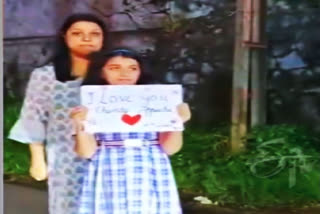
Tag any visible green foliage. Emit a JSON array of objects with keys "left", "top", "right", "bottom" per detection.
[
  {"left": 4, "top": 94, "right": 22, "bottom": 137},
  {"left": 4, "top": 140, "right": 30, "bottom": 175},
  {"left": 171, "top": 125, "right": 320, "bottom": 207},
  {"left": 171, "top": 126, "right": 229, "bottom": 191},
  {"left": 4, "top": 94, "right": 29, "bottom": 175}
]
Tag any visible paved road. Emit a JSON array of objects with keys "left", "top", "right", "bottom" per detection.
[
  {"left": 4, "top": 183, "right": 320, "bottom": 214},
  {"left": 4, "top": 183, "right": 48, "bottom": 214},
  {"left": 3, "top": 183, "right": 219, "bottom": 214}
]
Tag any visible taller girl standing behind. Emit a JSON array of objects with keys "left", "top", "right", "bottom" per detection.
[
  {"left": 9, "top": 14, "right": 108, "bottom": 214},
  {"left": 71, "top": 48, "right": 191, "bottom": 214}
]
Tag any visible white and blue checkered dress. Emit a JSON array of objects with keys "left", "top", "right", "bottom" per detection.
[{"left": 78, "top": 132, "right": 182, "bottom": 214}]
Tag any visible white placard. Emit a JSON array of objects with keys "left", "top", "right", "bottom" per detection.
[{"left": 81, "top": 85, "right": 184, "bottom": 133}]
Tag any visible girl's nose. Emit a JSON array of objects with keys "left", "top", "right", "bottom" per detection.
[
  {"left": 120, "top": 68, "right": 129, "bottom": 76},
  {"left": 82, "top": 34, "right": 91, "bottom": 41}
]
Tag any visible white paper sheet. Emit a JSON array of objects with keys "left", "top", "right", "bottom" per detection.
[{"left": 80, "top": 85, "right": 184, "bottom": 133}]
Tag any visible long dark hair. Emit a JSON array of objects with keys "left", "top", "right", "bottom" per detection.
[
  {"left": 53, "top": 13, "right": 108, "bottom": 82},
  {"left": 82, "top": 48, "right": 154, "bottom": 85}
]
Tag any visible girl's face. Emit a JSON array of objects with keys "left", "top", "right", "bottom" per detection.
[
  {"left": 102, "top": 56, "right": 141, "bottom": 85},
  {"left": 64, "top": 21, "right": 104, "bottom": 57}
]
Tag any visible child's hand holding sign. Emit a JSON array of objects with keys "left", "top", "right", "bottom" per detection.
[{"left": 177, "top": 103, "right": 191, "bottom": 123}]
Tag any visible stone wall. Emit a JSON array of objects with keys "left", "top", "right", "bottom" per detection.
[
  {"left": 4, "top": 0, "right": 169, "bottom": 38},
  {"left": 267, "top": 3, "right": 320, "bottom": 132}
]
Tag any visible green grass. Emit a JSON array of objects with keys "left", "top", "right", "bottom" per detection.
[
  {"left": 4, "top": 95, "right": 30, "bottom": 175},
  {"left": 171, "top": 125, "right": 320, "bottom": 207},
  {"left": 4, "top": 140, "right": 30, "bottom": 175}
]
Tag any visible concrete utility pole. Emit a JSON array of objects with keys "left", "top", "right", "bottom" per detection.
[{"left": 231, "top": 0, "right": 267, "bottom": 153}]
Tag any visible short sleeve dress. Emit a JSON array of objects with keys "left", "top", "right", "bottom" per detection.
[
  {"left": 78, "top": 132, "right": 182, "bottom": 214},
  {"left": 9, "top": 65, "right": 88, "bottom": 214}
]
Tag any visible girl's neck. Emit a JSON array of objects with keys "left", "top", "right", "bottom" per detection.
[{"left": 70, "top": 54, "right": 90, "bottom": 78}]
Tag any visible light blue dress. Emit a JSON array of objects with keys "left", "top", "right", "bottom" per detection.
[
  {"left": 9, "top": 65, "right": 88, "bottom": 214},
  {"left": 78, "top": 132, "right": 182, "bottom": 214}
]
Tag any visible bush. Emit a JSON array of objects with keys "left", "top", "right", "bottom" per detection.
[
  {"left": 171, "top": 125, "right": 320, "bottom": 207},
  {"left": 4, "top": 95, "right": 29, "bottom": 175}
]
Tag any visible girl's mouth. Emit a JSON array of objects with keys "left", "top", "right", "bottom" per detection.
[
  {"left": 118, "top": 79, "right": 131, "bottom": 82},
  {"left": 80, "top": 44, "right": 94, "bottom": 47}
]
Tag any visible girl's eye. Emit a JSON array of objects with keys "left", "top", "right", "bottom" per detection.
[
  {"left": 109, "top": 66, "right": 120, "bottom": 71},
  {"left": 71, "top": 32, "right": 82, "bottom": 36},
  {"left": 130, "top": 67, "right": 139, "bottom": 71},
  {"left": 91, "top": 32, "right": 102, "bottom": 37}
]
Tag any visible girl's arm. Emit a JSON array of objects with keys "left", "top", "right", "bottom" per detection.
[
  {"left": 9, "top": 68, "right": 54, "bottom": 181},
  {"left": 159, "top": 103, "right": 191, "bottom": 155},
  {"left": 29, "top": 143, "right": 47, "bottom": 181},
  {"left": 71, "top": 107, "right": 98, "bottom": 159}
]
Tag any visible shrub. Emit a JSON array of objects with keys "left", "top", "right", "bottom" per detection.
[{"left": 171, "top": 125, "right": 320, "bottom": 207}]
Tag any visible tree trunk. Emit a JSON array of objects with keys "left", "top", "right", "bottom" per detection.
[
  {"left": 250, "top": 0, "right": 267, "bottom": 127},
  {"left": 231, "top": 0, "right": 250, "bottom": 153},
  {"left": 230, "top": 0, "right": 267, "bottom": 153}
]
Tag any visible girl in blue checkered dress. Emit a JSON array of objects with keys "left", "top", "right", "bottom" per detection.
[{"left": 70, "top": 48, "right": 191, "bottom": 214}]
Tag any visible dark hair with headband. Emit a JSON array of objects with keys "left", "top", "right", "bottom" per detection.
[
  {"left": 52, "top": 13, "right": 109, "bottom": 82},
  {"left": 82, "top": 48, "right": 154, "bottom": 86}
]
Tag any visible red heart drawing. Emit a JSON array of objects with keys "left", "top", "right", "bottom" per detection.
[{"left": 121, "top": 114, "right": 141, "bottom": 125}]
